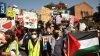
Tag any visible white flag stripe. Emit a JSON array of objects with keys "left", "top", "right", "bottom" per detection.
[{"left": 79, "top": 37, "right": 99, "bottom": 49}]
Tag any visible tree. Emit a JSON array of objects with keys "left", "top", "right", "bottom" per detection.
[
  {"left": 44, "top": 1, "right": 67, "bottom": 10},
  {"left": 93, "top": 3, "right": 100, "bottom": 23},
  {"left": 97, "top": 3, "right": 100, "bottom": 13},
  {"left": 44, "top": 2, "right": 56, "bottom": 9}
]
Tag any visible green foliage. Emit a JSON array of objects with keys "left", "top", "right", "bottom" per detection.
[
  {"left": 79, "top": 19, "right": 98, "bottom": 29},
  {"left": 44, "top": 2, "right": 67, "bottom": 10},
  {"left": 44, "top": 2, "right": 56, "bottom": 9},
  {"left": 93, "top": 3, "right": 100, "bottom": 23}
]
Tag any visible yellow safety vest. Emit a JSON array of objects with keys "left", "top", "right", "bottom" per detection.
[
  {"left": 6, "top": 40, "right": 20, "bottom": 56},
  {"left": 28, "top": 39, "right": 40, "bottom": 56}
]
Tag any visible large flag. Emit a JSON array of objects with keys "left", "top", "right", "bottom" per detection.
[{"left": 67, "top": 31, "right": 99, "bottom": 56}]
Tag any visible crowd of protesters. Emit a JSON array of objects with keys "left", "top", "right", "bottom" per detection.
[{"left": 0, "top": 4, "right": 100, "bottom": 56}]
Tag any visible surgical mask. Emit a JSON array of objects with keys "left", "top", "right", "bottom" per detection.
[
  {"left": 47, "top": 28, "right": 50, "bottom": 32},
  {"left": 38, "top": 26, "right": 41, "bottom": 28},
  {"left": 32, "top": 35, "right": 37, "bottom": 38}
]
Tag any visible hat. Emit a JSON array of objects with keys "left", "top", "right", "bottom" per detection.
[{"left": 13, "top": 5, "right": 18, "bottom": 8}]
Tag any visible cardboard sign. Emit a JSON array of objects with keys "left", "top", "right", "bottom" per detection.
[
  {"left": 0, "top": 18, "right": 15, "bottom": 30},
  {"left": 41, "top": 6, "right": 51, "bottom": 22},
  {"left": 23, "top": 12, "right": 37, "bottom": 29},
  {"left": 0, "top": 3, "right": 6, "bottom": 14}
]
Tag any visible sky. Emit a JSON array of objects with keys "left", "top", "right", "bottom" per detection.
[{"left": 0, "top": 0, "right": 100, "bottom": 12}]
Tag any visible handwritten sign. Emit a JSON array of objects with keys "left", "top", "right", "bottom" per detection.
[
  {"left": 23, "top": 12, "right": 37, "bottom": 29},
  {"left": 41, "top": 6, "right": 51, "bottom": 22}
]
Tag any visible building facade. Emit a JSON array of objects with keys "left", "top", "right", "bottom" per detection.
[{"left": 68, "top": 2, "right": 93, "bottom": 19}]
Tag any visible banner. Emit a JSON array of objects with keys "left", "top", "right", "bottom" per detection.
[
  {"left": 0, "top": 3, "right": 6, "bottom": 14},
  {"left": 6, "top": 9, "right": 16, "bottom": 17},
  {"left": 0, "top": 18, "right": 15, "bottom": 30},
  {"left": 42, "top": 35, "right": 51, "bottom": 50},
  {"left": 41, "top": 6, "right": 51, "bottom": 22},
  {"left": 23, "top": 12, "right": 37, "bottom": 29}
]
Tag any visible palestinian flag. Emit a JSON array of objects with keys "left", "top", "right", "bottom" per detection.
[{"left": 67, "top": 31, "right": 99, "bottom": 56}]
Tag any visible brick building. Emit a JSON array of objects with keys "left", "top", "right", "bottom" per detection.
[{"left": 68, "top": 2, "right": 93, "bottom": 19}]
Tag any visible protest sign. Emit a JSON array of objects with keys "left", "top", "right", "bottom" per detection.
[
  {"left": 0, "top": 18, "right": 15, "bottom": 30},
  {"left": 62, "top": 14, "right": 70, "bottom": 21},
  {"left": 15, "top": 15, "right": 23, "bottom": 24},
  {"left": 42, "top": 35, "right": 51, "bottom": 50},
  {"left": 56, "top": 15, "right": 62, "bottom": 25},
  {"left": 41, "top": 6, "right": 51, "bottom": 22},
  {"left": 23, "top": 12, "right": 37, "bottom": 29},
  {"left": 0, "top": 3, "right": 6, "bottom": 14},
  {"left": 6, "top": 9, "right": 16, "bottom": 17}
]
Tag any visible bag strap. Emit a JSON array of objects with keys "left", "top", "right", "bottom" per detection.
[{"left": 22, "top": 33, "right": 27, "bottom": 39}]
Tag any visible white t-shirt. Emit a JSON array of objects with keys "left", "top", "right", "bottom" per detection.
[{"left": 10, "top": 43, "right": 16, "bottom": 56}]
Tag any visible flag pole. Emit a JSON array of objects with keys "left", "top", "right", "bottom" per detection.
[
  {"left": 67, "top": 33, "right": 70, "bottom": 56},
  {"left": 97, "top": 52, "right": 99, "bottom": 56}
]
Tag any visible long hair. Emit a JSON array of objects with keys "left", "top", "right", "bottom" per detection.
[{"left": 3, "top": 30, "right": 16, "bottom": 51}]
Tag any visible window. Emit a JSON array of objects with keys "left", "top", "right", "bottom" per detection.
[{"left": 86, "top": 12, "right": 89, "bottom": 16}]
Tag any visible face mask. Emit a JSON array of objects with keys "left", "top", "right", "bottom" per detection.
[
  {"left": 38, "top": 26, "right": 41, "bottom": 28},
  {"left": 47, "top": 28, "right": 50, "bottom": 32},
  {"left": 32, "top": 35, "right": 37, "bottom": 38},
  {"left": 54, "top": 33, "right": 59, "bottom": 38}
]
